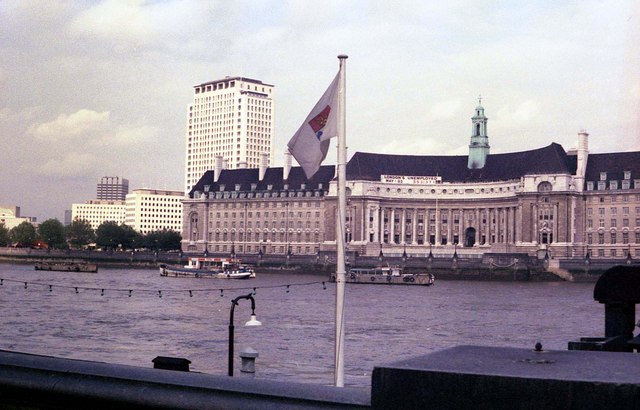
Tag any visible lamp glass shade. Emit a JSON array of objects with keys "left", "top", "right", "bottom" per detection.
[{"left": 244, "top": 314, "right": 262, "bottom": 327}]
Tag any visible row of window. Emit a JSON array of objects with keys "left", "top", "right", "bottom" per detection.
[
  {"left": 586, "top": 180, "right": 640, "bottom": 191},
  {"left": 587, "top": 231, "right": 640, "bottom": 244}
]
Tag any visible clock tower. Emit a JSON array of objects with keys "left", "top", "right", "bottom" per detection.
[{"left": 468, "top": 97, "right": 490, "bottom": 169}]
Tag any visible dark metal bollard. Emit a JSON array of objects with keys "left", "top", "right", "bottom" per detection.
[
  {"left": 152, "top": 356, "right": 191, "bottom": 371},
  {"left": 569, "top": 265, "right": 640, "bottom": 352}
]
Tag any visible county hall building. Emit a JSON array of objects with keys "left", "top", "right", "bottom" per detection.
[{"left": 182, "top": 102, "right": 640, "bottom": 260}]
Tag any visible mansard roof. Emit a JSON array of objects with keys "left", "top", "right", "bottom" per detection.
[
  {"left": 584, "top": 151, "right": 640, "bottom": 182},
  {"left": 189, "top": 165, "right": 334, "bottom": 198},
  {"left": 346, "top": 143, "right": 575, "bottom": 182}
]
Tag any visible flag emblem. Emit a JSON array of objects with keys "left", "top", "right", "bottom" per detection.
[{"left": 309, "top": 106, "right": 331, "bottom": 139}]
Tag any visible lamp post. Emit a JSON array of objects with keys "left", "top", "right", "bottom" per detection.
[{"left": 228, "top": 293, "right": 261, "bottom": 377}]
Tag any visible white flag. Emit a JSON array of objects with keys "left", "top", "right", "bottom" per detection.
[{"left": 287, "top": 72, "right": 339, "bottom": 179}]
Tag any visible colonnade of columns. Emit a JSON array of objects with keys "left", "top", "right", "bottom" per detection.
[{"left": 361, "top": 205, "right": 519, "bottom": 247}]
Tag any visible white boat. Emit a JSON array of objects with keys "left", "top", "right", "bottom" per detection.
[
  {"left": 159, "top": 257, "right": 255, "bottom": 279},
  {"left": 332, "top": 266, "right": 435, "bottom": 286}
]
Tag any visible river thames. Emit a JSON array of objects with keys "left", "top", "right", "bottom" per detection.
[{"left": 0, "top": 263, "right": 605, "bottom": 387}]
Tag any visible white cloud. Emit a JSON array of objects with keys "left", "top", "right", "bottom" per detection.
[
  {"left": 495, "top": 100, "right": 540, "bottom": 128},
  {"left": 107, "top": 125, "right": 159, "bottom": 146},
  {"left": 69, "top": 0, "right": 156, "bottom": 46},
  {"left": 39, "top": 153, "right": 99, "bottom": 177},
  {"left": 28, "top": 110, "right": 110, "bottom": 140},
  {"left": 428, "top": 100, "right": 462, "bottom": 121}
]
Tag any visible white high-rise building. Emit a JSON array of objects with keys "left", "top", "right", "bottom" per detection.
[
  {"left": 71, "top": 200, "right": 126, "bottom": 230},
  {"left": 124, "top": 189, "right": 184, "bottom": 234},
  {"left": 184, "top": 76, "right": 274, "bottom": 193}
]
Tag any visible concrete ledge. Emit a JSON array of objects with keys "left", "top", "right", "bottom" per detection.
[
  {"left": 0, "top": 350, "right": 370, "bottom": 409},
  {"left": 372, "top": 345, "right": 640, "bottom": 409}
]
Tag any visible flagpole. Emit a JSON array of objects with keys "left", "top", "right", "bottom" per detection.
[{"left": 334, "top": 54, "right": 348, "bottom": 387}]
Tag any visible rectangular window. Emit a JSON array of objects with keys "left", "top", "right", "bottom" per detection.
[
  {"left": 598, "top": 233, "right": 605, "bottom": 244},
  {"left": 611, "top": 232, "right": 617, "bottom": 244}
]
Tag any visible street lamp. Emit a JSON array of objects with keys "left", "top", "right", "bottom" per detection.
[{"left": 228, "top": 293, "right": 261, "bottom": 377}]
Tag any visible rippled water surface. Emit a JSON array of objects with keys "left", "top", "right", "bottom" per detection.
[{"left": 0, "top": 263, "right": 604, "bottom": 387}]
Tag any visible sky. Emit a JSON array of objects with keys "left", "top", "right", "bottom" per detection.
[{"left": 1, "top": 0, "right": 639, "bottom": 222}]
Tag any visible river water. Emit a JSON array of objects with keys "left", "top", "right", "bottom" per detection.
[{"left": 0, "top": 263, "right": 606, "bottom": 387}]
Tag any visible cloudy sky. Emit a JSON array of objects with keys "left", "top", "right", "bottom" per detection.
[{"left": 1, "top": 1, "right": 639, "bottom": 222}]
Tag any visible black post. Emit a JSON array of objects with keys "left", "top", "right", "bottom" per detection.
[{"left": 228, "top": 294, "right": 257, "bottom": 377}]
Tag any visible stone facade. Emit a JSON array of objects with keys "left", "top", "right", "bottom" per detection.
[{"left": 183, "top": 106, "right": 640, "bottom": 260}]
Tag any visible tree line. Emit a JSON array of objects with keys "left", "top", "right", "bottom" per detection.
[{"left": 0, "top": 219, "right": 182, "bottom": 251}]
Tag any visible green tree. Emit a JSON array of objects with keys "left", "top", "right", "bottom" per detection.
[
  {"left": 10, "top": 221, "right": 37, "bottom": 246},
  {"left": 96, "top": 221, "right": 123, "bottom": 250},
  {"left": 144, "top": 229, "right": 182, "bottom": 251},
  {"left": 95, "top": 221, "right": 142, "bottom": 250},
  {"left": 0, "top": 223, "right": 9, "bottom": 246},
  {"left": 38, "top": 218, "right": 67, "bottom": 249},
  {"left": 65, "top": 218, "right": 96, "bottom": 248}
]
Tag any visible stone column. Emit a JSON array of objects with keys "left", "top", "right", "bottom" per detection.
[
  {"left": 532, "top": 203, "right": 538, "bottom": 244},
  {"left": 400, "top": 208, "right": 406, "bottom": 244},
  {"left": 435, "top": 206, "right": 441, "bottom": 245},
  {"left": 447, "top": 209, "right": 453, "bottom": 245},
  {"left": 514, "top": 205, "right": 522, "bottom": 243},
  {"left": 412, "top": 209, "right": 418, "bottom": 245},
  {"left": 485, "top": 208, "right": 491, "bottom": 244},
  {"left": 553, "top": 203, "right": 559, "bottom": 243},
  {"left": 475, "top": 208, "right": 481, "bottom": 245},
  {"left": 390, "top": 208, "right": 395, "bottom": 244}
]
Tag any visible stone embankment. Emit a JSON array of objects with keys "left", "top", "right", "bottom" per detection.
[{"left": 0, "top": 247, "right": 621, "bottom": 281}]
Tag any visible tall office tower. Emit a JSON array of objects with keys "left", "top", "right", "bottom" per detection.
[
  {"left": 184, "top": 76, "right": 274, "bottom": 193},
  {"left": 97, "top": 176, "right": 129, "bottom": 201}
]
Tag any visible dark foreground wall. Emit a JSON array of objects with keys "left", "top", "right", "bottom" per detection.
[
  {"left": 0, "top": 350, "right": 369, "bottom": 410},
  {"left": 372, "top": 345, "right": 640, "bottom": 410}
]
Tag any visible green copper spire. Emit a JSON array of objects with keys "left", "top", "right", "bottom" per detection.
[{"left": 468, "top": 96, "right": 490, "bottom": 169}]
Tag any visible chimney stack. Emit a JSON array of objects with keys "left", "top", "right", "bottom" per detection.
[
  {"left": 259, "top": 152, "right": 269, "bottom": 181},
  {"left": 214, "top": 156, "right": 223, "bottom": 182},
  {"left": 283, "top": 150, "right": 292, "bottom": 181}
]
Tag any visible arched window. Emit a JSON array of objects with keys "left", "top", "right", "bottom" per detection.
[
  {"left": 537, "top": 181, "right": 552, "bottom": 192},
  {"left": 476, "top": 123, "right": 481, "bottom": 136}
]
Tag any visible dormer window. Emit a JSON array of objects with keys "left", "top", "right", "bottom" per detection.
[
  {"left": 600, "top": 172, "right": 607, "bottom": 181},
  {"left": 587, "top": 181, "right": 594, "bottom": 191},
  {"left": 610, "top": 181, "right": 618, "bottom": 190},
  {"left": 235, "top": 184, "right": 241, "bottom": 191},
  {"left": 204, "top": 185, "right": 210, "bottom": 192},
  {"left": 537, "top": 181, "right": 552, "bottom": 193},
  {"left": 267, "top": 184, "right": 273, "bottom": 191},
  {"left": 301, "top": 183, "right": 306, "bottom": 190},
  {"left": 318, "top": 183, "right": 323, "bottom": 190},
  {"left": 251, "top": 183, "right": 257, "bottom": 191},
  {"left": 283, "top": 183, "right": 289, "bottom": 190},
  {"left": 219, "top": 185, "right": 225, "bottom": 192},
  {"left": 624, "top": 171, "right": 631, "bottom": 180}
]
